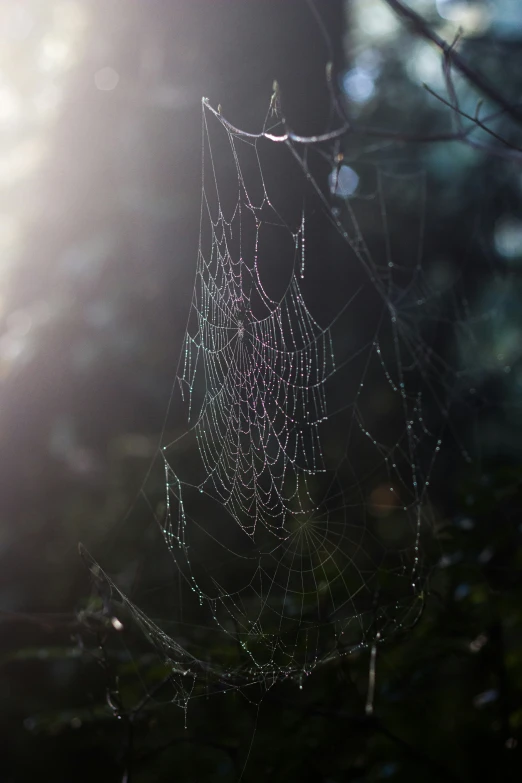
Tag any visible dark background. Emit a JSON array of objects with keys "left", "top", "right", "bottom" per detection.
[{"left": 1, "top": 1, "right": 521, "bottom": 781}]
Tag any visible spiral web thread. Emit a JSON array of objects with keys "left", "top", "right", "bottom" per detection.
[
  {"left": 89, "top": 96, "right": 454, "bottom": 705},
  {"left": 172, "top": 194, "right": 333, "bottom": 534}
]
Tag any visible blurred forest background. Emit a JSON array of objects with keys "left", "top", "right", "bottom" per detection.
[{"left": 1, "top": 1, "right": 522, "bottom": 781}]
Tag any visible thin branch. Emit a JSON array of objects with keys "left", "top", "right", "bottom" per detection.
[
  {"left": 202, "top": 97, "right": 351, "bottom": 145},
  {"left": 423, "top": 84, "right": 522, "bottom": 154},
  {"left": 443, "top": 30, "right": 465, "bottom": 136},
  {"left": 381, "top": 0, "right": 522, "bottom": 126},
  {"left": 206, "top": 91, "right": 522, "bottom": 164}
]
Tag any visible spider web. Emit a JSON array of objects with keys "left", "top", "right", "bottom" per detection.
[{"left": 84, "top": 94, "right": 460, "bottom": 704}]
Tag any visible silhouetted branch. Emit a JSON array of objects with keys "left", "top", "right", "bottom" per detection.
[{"left": 381, "top": 0, "right": 522, "bottom": 127}]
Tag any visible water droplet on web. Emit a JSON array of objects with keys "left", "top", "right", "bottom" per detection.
[{"left": 99, "top": 84, "right": 476, "bottom": 703}]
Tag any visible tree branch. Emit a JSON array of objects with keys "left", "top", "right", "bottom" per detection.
[{"left": 381, "top": 0, "right": 522, "bottom": 127}]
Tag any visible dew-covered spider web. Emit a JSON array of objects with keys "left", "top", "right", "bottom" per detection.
[{"left": 83, "top": 91, "right": 484, "bottom": 707}]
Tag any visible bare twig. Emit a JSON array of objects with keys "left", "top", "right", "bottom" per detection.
[
  {"left": 443, "top": 30, "right": 465, "bottom": 136},
  {"left": 381, "top": 0, "right": 522, "bottom": 126},
  {"left": 423, "top": 84, "right": 522, "bottom": 154}
]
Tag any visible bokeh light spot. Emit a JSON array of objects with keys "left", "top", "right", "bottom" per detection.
[
  {"left": 6, "top": 309, "right": 32, "bottom": 337},
  {"left": 342, "top": 67, "right": 375, "bottom": 103},
  {"left": 328, "top": 165, "right": 359, "bottom": 198},
  {"left": 436, "top": 0, "right": 491, "bottom": 35},
  {"left": 0, "top": 85, "right": 22, "bottom": 129},
  {"left": 94, "top": 66, "right": 119, "bottom": 91},
  {"left": 39, "top": 36, "right": 72, "bottom": 72},
  {"left": 494, "top": 216, "right": 522, "bottom": 260},
  {"left": 355, "top": 0, "right": 399, "bottom": 38},
  {"left": 407, "top": 42, "right": 445, "bottom": 87}
]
